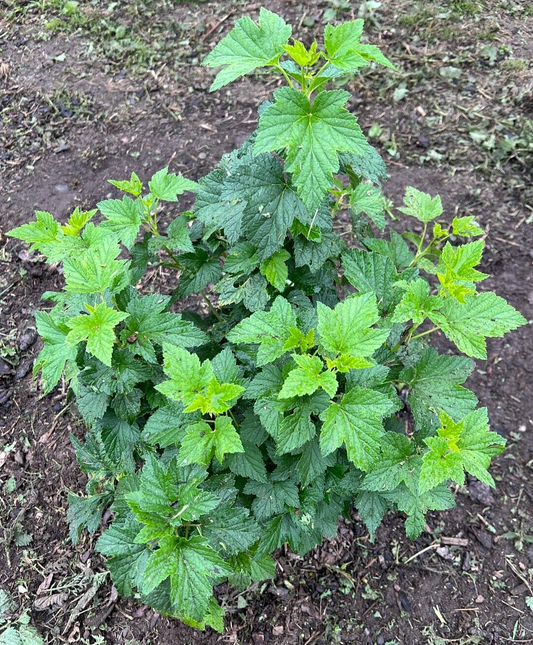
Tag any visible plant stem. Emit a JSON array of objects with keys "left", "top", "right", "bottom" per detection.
[
  {"left": 229, "top": 409, "right": 239, "bottom": 429},
  {"left": 275, "top": 63, "right": 294, "bottom": 88},
  {"left": 200, "top": 290, "right": 223, "bottom": 322},
  {"left": 410, "top": 327, "right": 438, "bottom": 341}
]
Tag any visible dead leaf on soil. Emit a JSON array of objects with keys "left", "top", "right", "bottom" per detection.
[{"left": 34, "top": 592, "right": 69, "bottom": 611}]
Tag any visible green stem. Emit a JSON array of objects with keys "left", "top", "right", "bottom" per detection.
[
  {"left": 229, "top": 410, "right": 239, "bottom": 429},
  {"left": 275, "top": 63, "right": 294, "bottom": 88},
  {"left": 410, "top": 327, "right": 438, "bottom": 341},
  {"left": 200, "top": 290, "right": 223, "bottom": 323},
  {"left": 162, "top": 245, "right": 184, "bottom": 270}
]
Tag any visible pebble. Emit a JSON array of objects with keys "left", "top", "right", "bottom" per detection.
[
  {"left": 14, "top": 360, "right": 32, "bottom": 380},
  {"left": 468, "top": 480, "right": 495, "bottom": 506},
  {"left": 54, "top": 184, "right": 69, "bottom": 193},
  {"left": 18, "top": 328, "right": 37, "bottom": 352},
  {"left": 0, "top": 359, "right": 13, "bottom": 377}
]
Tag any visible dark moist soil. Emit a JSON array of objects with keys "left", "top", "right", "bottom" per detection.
[{"left": 1, "top": 1, "right": 533, "bottom": 644}]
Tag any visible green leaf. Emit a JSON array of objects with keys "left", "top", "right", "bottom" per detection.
[
  {"left": 260, "top": 249, "right": 290, "bottom": 291},
  {"left": 67, "top": 491, "right": 111, "bottom": 545},
  {"left": 242, "top": 272, "right": 269, "bottom": 312},
  {"left": 223, "top": 153, "right": 307, "bottom": 261},
  {"left": 108, "top": 171, "right": 143, "bottom": 197},
  {"left": 276, "top": 391, "right": 329, "bottom": 454},
  {"left": 66, "top": 303, "right": 128, "bottom": 366},
  {"left": 176, "top": 248, "right": 222, "bottom": 298},
  {"left": 227, "top": 441, "right": 268, "bottom": 483},
  {"left": 293, "top": 229, "right": 343, "bottom": 273},
  {"left": 7, "top": 211, "right": 61, "bottom": 254},
  {"left": 34, "top": 311, "right": 78, "bottom": 392},
  {"left": 142, "top": 402, "right": 192, "bottom": 447},
  {"left": 452, "top": 216, "right": 483, "bottom": 238},
  {"left": 244, "top": 478, "right": 300, "bottom": 521},
  {"left": 342, "top": 249, "right": 400, "bottom": 314},
  {"left": 96, "top": 518, "right": 149, "bottom": 596},
  {"left": 429, "top": 292, "right": 526, "bottom": 359},
  {"left": 384, "top": 480, "right": 454, "bottom": 539},
  {"left": 419, "top": 408, "right": 505, "bottom": 493},
  {"left": 297, "top": 439, "right": 332, "bottom": 487},
  {"left": 203, "top": 8, "right": 291, "bottom": 91},
  {"left": 324, "top": 20, "right": 394, "bottom": 71},
  {"left": 98, "top": 411, "right": 140, "bottom": 467},
  {"left": 227, "top": 296, "right": 297, "bottom": 365},
  {"left": 400, "top": 348, "right": 478, "bottom": 434},
  {"left": 319, "top": 387, "right": 399, "bottom": 470},
  {"left": 63, "top": 238, "right": 130, "bottom": 294},
  {"left": 255, "top": 88, "right": 369, "bottom": 211},
  {"left": 391, "top": 278, "right": 443, "bottom": 325},
  {"left": 142, "top": 535, "right": 230, "bottom": 623},
  {"left": 179, "top": 417, "right": 244, "bottom": 466},
  {"left": 317, "top": 293, "right": 389, "bottom": 360},
  {"left": 98, "top": 196, "right": 143, "bottom": 249},
  {"left": 361, "top": 433, "right": 418, "bottom": 493},
  {"left": 355, "top": 490, "right": 388, "bottom": 538},
  {"left": 148, "top": 167, "right": 198, "bottom": 201},
  {"left": 122, "top": 292, "right": 207, "bottom": 360},
  {"left": 350, "top": 182, "right": 385, "bottom": 230},
  {"left": 339, "top": 145, "right": 388, "bottom": 186},
  {"left": 278, "top": 354, "right": 337, "bottom": 399},
  {"left": 398, "top": 187, "right": 443, "bottom": 223},
  {"left": 194, "top": 170, "right": 245, "bottom": 246},
  {"left": 166, "top": 215, "right": 194, "bottom": 253},
  {"left": 362, "top": 230, "right": 414, "bottom": 270},
  {"left": 436, "top": 240, "right": 487, "bottom": 301},
  {"left": 203, "top": 503, "right": 261, "bottom": 556}
]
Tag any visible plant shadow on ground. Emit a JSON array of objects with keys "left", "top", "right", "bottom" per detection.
[{"left": 0, "top": 0, "right": 532, "bottom": 643}]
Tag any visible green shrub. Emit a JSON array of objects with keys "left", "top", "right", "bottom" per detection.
[{"left": 8, "top": 9, "right": 526, "bottom": 632}]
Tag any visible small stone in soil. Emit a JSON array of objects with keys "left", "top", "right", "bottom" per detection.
[
  {"left": 15, "top": 360, "right": 32, "bottom": 380},
  {"left": 18, "top": 328, "right": 37, "bottom": 352},
  {"left": 468, "top": 480, "right": 495, "bottom": 506}
]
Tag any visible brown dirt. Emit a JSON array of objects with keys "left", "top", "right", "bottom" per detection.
[{"left": 1, "top": 1, "right": 532, "bottom": 643}]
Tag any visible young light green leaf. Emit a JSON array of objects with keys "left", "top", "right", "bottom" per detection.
[
  {"left": 98, "top": 196, "right": 143, "bottom": 249},
  {"left": 349, "top": 182, "right": 386, "bottom": 230},
  {"left": 429, "top": 292, "right": 527, "bottom": 359},
  {"left": 391, "top": 278, "right": 443, "bottom": 325},
  {"left": 148, "top": 167, "right": 198, "bottom": 202},
  {"left": 227, "top": 296, "right": 297, "bottom": 365},
  {"left": 398, "top": 187, "right": 443, "bottom": 223},
  {"left": 66, "top": 304, "right": 128, "bottom": 366},
  {"left": 452, "top": 216, "right": 483, "bottom": 238},
  {"left": 34, "top": 311, "right": 78, "bottom": 392},
  {"left": 63, "top": 238, "right": 130, "bottom": 294},
  {"left": 108, "top": 172, "right": 143, "bottom": 197},
  {"left": 203, "top": 8, "right": 291, "bottom": 91},
  {"left": 324, "top": 20, "right": 394, "bottom": 71},
  {"left": 419, "top": 408, "right": 505, "bottom": 493},
  {"left": 278, "top": 354, "right": 337, "bottom": 399},
  {"left": 317, "top": 293, "right": 389, "bottom": 360}
]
